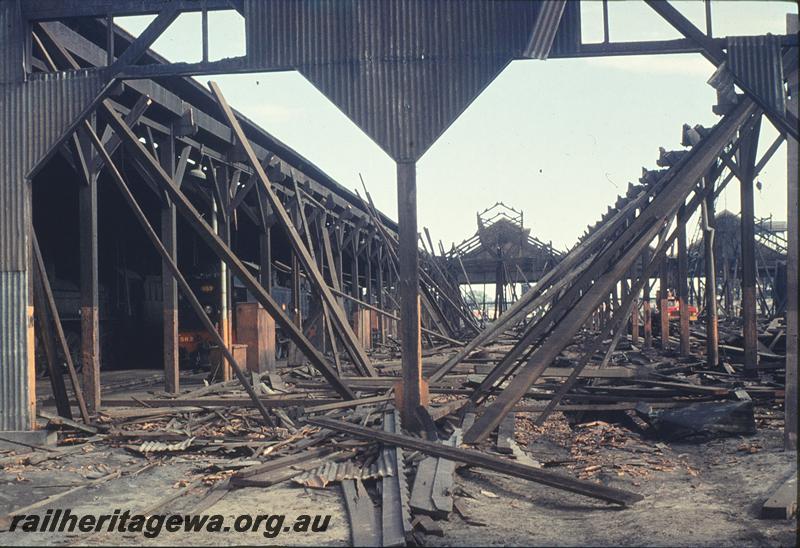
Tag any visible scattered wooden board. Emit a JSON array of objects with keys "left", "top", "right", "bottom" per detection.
[{"left": 761, "top": 475, "right": 797, "bottom": 519}]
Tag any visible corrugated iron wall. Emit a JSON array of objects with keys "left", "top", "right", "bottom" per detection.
[
  {"left": 243, "top": 0, "right": 580, "bottom": 161},
  {"left": 1, "top": 71, "right": 105, "bottom": 270},
  {"left": 0, "top": 272, "right": 31, "bottom": 430},
  {"left": 1, "top": 2, "right": 105, "bottom": 430},
  {"left": 728, "top": 34, "right": 786, "bottom": 116}
]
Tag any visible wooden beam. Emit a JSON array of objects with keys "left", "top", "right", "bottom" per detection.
[
  {"left": 31, "top": 232, "right": 90, "bottom": 423},
  {"left": 78, "top": 126, "right": 100, "bottom": 414},
  {"left": 161, "top": 133, "right": 179, "bottom": 393},
  {"left": 82, "top": 118, "right": 280, "bottom": 426},
  {"left": 397, "top": 161, "right": 424, "bottom": 428},
  {"left": 739, "top": 117, "right": 762, "bottom": 372},
  {"left": 659, "top": 256, "right": 670, "bottom": 351},
  {"left": 464, "top": 99, "right": 757, "bottom": 443},
  {"left": 106, "top": 6, "right": 179, "bottom": 74},
  {"left": 99, "top": 101, "right": 354, "bottom": 400},
  {"left": 307, "top": 416, "right": 643, "bottom": 507},
  {"left": 702, "top": 175, "right": 720, "bottom": 368},
  {"left": 207, "top": 81, "right": 375, "bottom": 378},
  {"left": 786, "top": 13, "right": 798, "bottom": 452},
  {"left": 761, "top": 474, "right": 797, "bottom": 519},
  {"left": 677, "top": 203, "right": 690, "bottom": 357},
  {"left": 32, "top": 257, "right": 72, "bottom": 419}
]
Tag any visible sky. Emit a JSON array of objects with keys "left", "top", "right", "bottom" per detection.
[{"left": 117, "top": 1, "right": 798, "bottom": 253}]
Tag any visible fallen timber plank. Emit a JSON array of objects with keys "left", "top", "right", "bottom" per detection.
[
  {"left": 513, "top": 402, "right": 689, "bottom": 413},
  {"left": 341, "top": 479, "right": 381, "bottom": 547},
  {"left": 38, "top": 410, "right": 99, "bottom": 434},
  {"left": 306, "top": 417, "right": 644, "bottom": 506},
  {"left": 381, "top": 411, "right": 413, "bottom": 547},
  {"left": 632, "top": 380, "right": 730, "bottom": 395},
  {"left": 410, "top": 431, "right": 460, "bottom": 517},
  {"left": 495, "top": 413, "right": 516, "bottom": 455},
  {"left": 760, "top": 474, "right": 797, "bottom": 519},
  {"left": 101, "top": 397, "right": 340, "bottom": 408},
  {"left": 304, "top": 394, "right": 394, "bottom": 413},
  {"left": 233, "top": 446, "right": 339, "bottom": 480},
  {"left": 231, "top": 453, "right": 347, "bottom": 488}
]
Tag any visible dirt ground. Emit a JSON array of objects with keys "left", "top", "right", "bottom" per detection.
[
  {"left": 1, "top": 411, "right": 795, "bottom": 547},
  {"left": 431, "top": 428, "right": 797, "bottom": 547}
]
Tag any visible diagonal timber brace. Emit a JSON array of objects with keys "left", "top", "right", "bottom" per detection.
[
  {"left": 98, "top": 100, "right": 355, "bottom": 400},
  {"left": 464, "top": 98, "right": 759, "bottom": 443},
  {"left": 207, "top": 81, "right": 376, "bottom": 378}
]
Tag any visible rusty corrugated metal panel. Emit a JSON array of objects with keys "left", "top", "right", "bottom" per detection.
[
  {"left": 0, "top": 272, "right": 31, "bottom": 431},
  {"left": 524, "top": 0, "right": 567, "bottom": 59},
  {"left": 244, "top": 0, "right": 577, "bottom": 161},
  {"left": 1, "top": 46, "right": 104, "bottom": 430},
  {"left": 728, "top": 34, "right": 786, "bottom": 116},
  {"left": 1, "top": 71, "right": 105, "bottom": 270}
]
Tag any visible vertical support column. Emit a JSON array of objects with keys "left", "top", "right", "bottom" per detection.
[
  {"left": 364, "top": 239, "right": 374, "bottom": 349},
  {"left": 703, "top": 176, "right": 719, "bottom": 368},
  {"left": 397, "top": 161, "right": 425, "bottom": 428},
  {"left": 377, "top": 248, "right": 386, "bottom": 346},
  {"left": 288, "top": 194, "right": 303, "bottom": 366},
  {"left": 259, "top": 227, "right": 272, "bottom": 292},
  {"left": 785, "top": 13, "right": 798, "bottom": 451},
  {"left": 79, "top": 136, "right": 100, "bottom": 414},
  {"left": 161, "top": 202, "right": 178, "bottom": 390},
  {"left": 631, "top": 292, "right": 640, "bottom": 345},
  {"left": 643, "top": 251, "right": 652, "bottom": 349},
  {"left": 335, "top": 225, "right": 344, "bottom": 298},
  {"left": 494, "top": 257, "right": 504, "bottom": 319},
  {"left": 161, "top": 136, "right": 179, "bottom": 393},
  {"left": 218, "top": 169, "right": 232, "bottom": 381},
  {"left": 257, "top": 220, "right": 276, "bottom": 373},
  {"left": 350, "top": 237, "right": 360, "bottom": 302},
  {"left": 739, "top": 118, "right": 761, "bottom": 373},
  {"left": 365, "top": 239, "right": 373, "bottom": 304},
  {"left": 677, "top": 203, "right": 690, "bottom": 357},
  {"left": 291, "top": 254, "right": 301, "bottom": 326},
  {"left": 659, "top": 257, "right": 670, "bottom": 350},
  {"left": 211, "top": 198, "right": 231, "bottom": 381}
]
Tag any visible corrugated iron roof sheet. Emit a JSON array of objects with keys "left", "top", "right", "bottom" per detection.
[
  {"left": 243, "top": 0, "right": 581, "bottom": 161},
  {"left": 728, "top": 34, "right": 786, "bottom": 116}
]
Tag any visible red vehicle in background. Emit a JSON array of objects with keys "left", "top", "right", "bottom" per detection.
[{"left": 663, "top": 291, "right": 698, "bottom": 321}]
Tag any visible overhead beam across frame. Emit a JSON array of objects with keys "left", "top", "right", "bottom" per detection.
[
  {"left": 38, "top": 22, "right": 395, "bottom": 231},
  {"left": 22, "top": 0, "right": 238, "bottom": 21}
]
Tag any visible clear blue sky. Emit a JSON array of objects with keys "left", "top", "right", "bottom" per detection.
[{"left": 118, "top": 1, "right": 797, "bottom": 252}]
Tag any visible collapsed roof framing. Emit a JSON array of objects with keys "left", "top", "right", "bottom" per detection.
[{"left": 0, "top": 2, "right": 796, "bottom": 456}]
